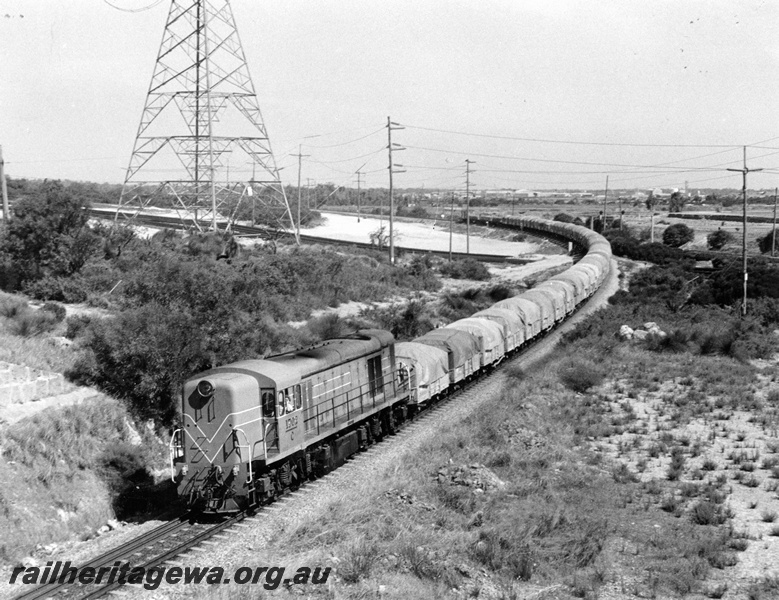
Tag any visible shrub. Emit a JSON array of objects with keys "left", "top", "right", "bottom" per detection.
[
  {"left": 761, "top": 510, "right": 777, "bottom": 523},
  {"left": 0, "top": 294, "right": 27, "bottom": 318},
  {"left": 8, "top": 309, "right": 59, "bottom": 337},
  {"left": 23, "top": 275, "right": 90, "bottom": 303},
  {"left": 663, "top": 224, "right": 695, "bottom": 247},
  {"left": 759, "top": 231, "right": 779, "bottom": 254},
  {"left": 707, "top": 230, "right": 734, "bottom": 250},
  {"left": 559, "top": 359, "right": 605, "bottom": 393},
  {"left": 307, "top": 313, "right": 349, "bottom": 341},
  {"left": 690, "top": 501, "right": 728, "bottom": 525},
  {"left": 439, "top": 259, "right": 491, "bottom": 281},
  {"left": 40, "top": 301, "right": 67, "bottom": 322},
  {"left": 65, "top": 314, "right": 94, "bottom": 340},
  {"left": 337, "top": 538, "right": 379, "bottom": 583},
  {"left": 553, "top": 213, "right": 583, "bottom": 226}
]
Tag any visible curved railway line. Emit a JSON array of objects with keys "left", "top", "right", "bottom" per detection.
[{"left": 13, "top": 217, "right": 611, "bottom": 600}]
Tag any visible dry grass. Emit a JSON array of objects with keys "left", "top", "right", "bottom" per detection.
[
  {"left": 0, "top": 292, "right": 78, "bottom": 374},
  {"left": 0, "top": 397, "right": 169, "bottom": 565}
]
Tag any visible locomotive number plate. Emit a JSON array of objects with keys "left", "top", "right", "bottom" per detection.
[{"left": 285, "top": 416, "right": 299, "bottom": 431}]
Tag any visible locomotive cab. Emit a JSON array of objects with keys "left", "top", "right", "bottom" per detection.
[{"left": 172, "top": 363, "right": 299, "bottom": 513}]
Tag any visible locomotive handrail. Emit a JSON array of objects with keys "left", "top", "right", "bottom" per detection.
[
  {"left": 168, "top": 428, "right": 183, "bottom": 482},
  {"left": 232, "top": 427, "right": 254, "bottom": 486},
  {"left": 305, "top": 367, "right": 406, "bottom": 437}
]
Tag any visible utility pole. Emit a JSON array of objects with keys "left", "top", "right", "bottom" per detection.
[
  {"left": 0, "top": 146, "right": 9, "bottom": 227},
  {"left": 772, "top": 187, "right": 777, "bottom": 257},
  {"left": 354, "top": 161, "right": 367, "bottom": 223},
  {"left": 465, "top": 159, "right": 475, "bottom": 254},
  {"left": 602, "top": 175, "right": 609, "bottom": 230},
  {"left": 618, "top": 196, "right": 623, "bottom": 231},
  {"left": 306, "top": 178, "right": 313, "bottom": 212},
  {"left": 650, "top": 212, "right": 655, "bottom": 243},
  {"left": 449, "top": 191, "right": 454, "bottom": 261},
  {"left": 356, "top": 170, "right": 362, "bottom": 222},
  {"left": 387, "top": 117, "right": 405, "bottom": 264},
  {"left": 727, "top": 146, "right": 763, "bottom": 317},
  {"left": 292, "top": 145, "right": 310, "bottom": 239}
]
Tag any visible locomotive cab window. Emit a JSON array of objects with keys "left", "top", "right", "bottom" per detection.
[
  {"left": 262, "top": 389, "right": 276, "bottom": 418},
  {"left": 295, "top": 384, "right": 302, "bottom": 410},
  {"left": 283, "top": 387, "right": 295, "bottom": 414},
  {"left": 368, "top": 356, "right": 384, "bottom": 398}
]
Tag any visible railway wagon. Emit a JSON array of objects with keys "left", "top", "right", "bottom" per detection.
[
  {"left": 394, "top": 341, "right": 449, "bottom": 408},
  {"left": 519, "top": 290, "right": 558, "bottom": 327},
  {"left": 493, "top": 296, "right": 543, "bottom": 340},
  {"left": 444, "top": 317, "right": 505, "bottom": 368},
  {"left": 551, "top": 271, "right": 588, "bottom": 305},
  {"left": 415, "top": 328, "right": 481, "bottom": 385},
  {"left": 471, "top": 307, "right": 525, "bottom": 353},
  {"left": 536, "top": 279, "right": 576, "bottom": 315},
  {"left": 172, "top": 330, "right": 405, "bottom": 512}
]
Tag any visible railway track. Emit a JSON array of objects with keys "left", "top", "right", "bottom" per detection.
[{"left": 12, "top": 516, "right": 243, "bottom": 600}]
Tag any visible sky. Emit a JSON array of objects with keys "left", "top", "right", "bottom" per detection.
[{"left": 2, "top": 0, "right": 779, "bottom": 192}]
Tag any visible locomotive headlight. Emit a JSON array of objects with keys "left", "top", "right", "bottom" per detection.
[
  {"left": 181, "top": 464, "right": 189, "bottom": 476},
  {"left": 197, "top": 380, "right": 215, "bottom": 397},
  {"left": 232, "top": 465, "right": 240, "bottom": 477}
]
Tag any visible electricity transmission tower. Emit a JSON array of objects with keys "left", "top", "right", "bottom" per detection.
[{"left": 116, "top": 0, "right": 297, "bottom": 241}]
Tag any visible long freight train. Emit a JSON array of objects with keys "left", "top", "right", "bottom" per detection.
[{"left": 169, "top": 216, "right": 612, "bottom": 513}]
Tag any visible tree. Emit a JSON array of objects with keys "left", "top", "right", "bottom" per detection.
[
  {"left": 553, "top": 213, "right": 584, "bottom": 226},
  {"left": 669, "top": 191, "right": 686, "bottom": 213},
  {"left": 707, "top": 229, "right": 734, "bottom": 251},
  {"left": 759, "top": 231, "right": 778, "bottom": 254},
  {"left": 369, "top": 225, "right": 390, "bottom": 250},
  {"left": 645, "top": 191, "right": 658, "bottom": 212},
  {"left": 0, "top": 180, "right": 99, "bottom": 290},
  {"left": 663, "top": 223, "right": 695, "bottom": 247}
]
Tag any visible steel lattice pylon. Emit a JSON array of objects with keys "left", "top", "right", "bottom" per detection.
[{"left": 116, "top": 0, "right": 297, "bottom": 240}]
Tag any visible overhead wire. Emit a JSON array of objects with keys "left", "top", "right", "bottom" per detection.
[
  {"left": 399, "top": 123, "right": 744, "bottom": 149},
  {"left": 302, "top": 128, "right": 385, "bottom": 149},
  {"left": 402, "top": 144, "right": 736, "bottom": 172},
  {"left": 103, "top": 0, "right": 164, "bottom": 13}
]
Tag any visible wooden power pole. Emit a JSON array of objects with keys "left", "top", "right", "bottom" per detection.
[
  {"left": 465, "top": 159, "right": 475, "bottom": 254},
  {"left": 387, "top": 117, "right": 405, "bottom": 264},
  {"left": 0, "top": 146, "right": 8, "bottom": 227},
  {"left": 773, "top": 187, "right": 777, "bottom": 257},
  {"left": 727, "top": 146, "right": 762, "bottom": 317},
  {"left": 292, "top": 145, "right": 310, "bottom": 239}
]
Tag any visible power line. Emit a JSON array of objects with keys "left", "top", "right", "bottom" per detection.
[
  {"left": 402, "top": 144, "right": 737, "bottom": 172},
  {"left": 103, "top": 0, "right": 164, "bottom": 13},
  {"left": 307, "top": 147, "right": 386, "bottom": 165},
  {"left": 302, "top": 127, "right": 385, "bottom": 149},
  {"left": 400, "top": 123, "right": 745, "bottom": 149}
]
